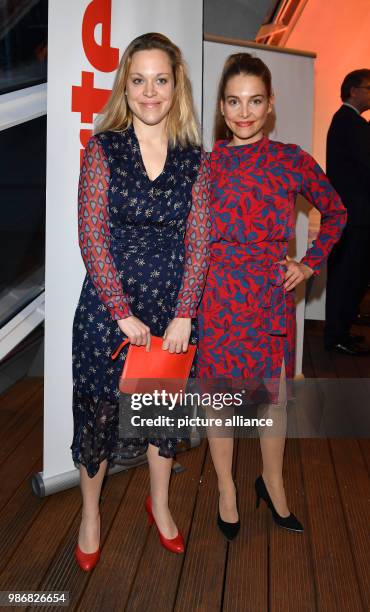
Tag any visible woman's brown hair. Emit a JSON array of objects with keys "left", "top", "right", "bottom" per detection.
[
  {"left": 214, "top": 53, "right": 272, "bottom": 142},
  {"left": 96, "top": 32, "right": 200, "bottom": 147}
]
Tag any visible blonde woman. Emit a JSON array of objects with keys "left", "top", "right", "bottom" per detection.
[{"left": 71, "top": 33, "right": 201, "bottom": 569}]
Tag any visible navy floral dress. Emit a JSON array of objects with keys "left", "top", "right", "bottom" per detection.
[{"left": 71, "top": 125, "right": 201, "bottom": 478}]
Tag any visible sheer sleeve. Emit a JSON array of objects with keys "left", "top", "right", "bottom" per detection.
[
  {"left": 174, "top": 151, "right": 212, "bottom": 317},
  {"left": 298, "top": 149, "right": 347, "bottom": 275},
  {"left": 78, "top": 137, "right": 133, "bottom": 320}
]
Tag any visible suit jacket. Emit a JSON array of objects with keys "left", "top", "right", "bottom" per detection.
[{"left": 326, "top": 104, "right": 370, "bottom": 227}]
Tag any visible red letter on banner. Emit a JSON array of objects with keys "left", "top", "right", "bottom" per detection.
[
  {"left": 82, "top": 0, "right": 119, "bottom": 72},
  {"left": 79, "top": 129, "right": 94, "bottom": 166},
  {"left": 80, "top": 129, "right": 93, "bottom": 149},
  {"left": 71, "top": 71, "right": 111, "bottom": 123}
]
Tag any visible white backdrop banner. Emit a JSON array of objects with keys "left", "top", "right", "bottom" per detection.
[
  {"left": 203, "top": 40, "right": 315, "bottom": 376},
  {"left": 43, "top": 0, "right": 203, "bottom": 482}
]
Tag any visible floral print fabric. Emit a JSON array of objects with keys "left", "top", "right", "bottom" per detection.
[
  {"left": 176, "top": 137, "right": 347, "bottom": 387},
  {"left": 71, "top": 125, "right": 200, "bottom": 478}
]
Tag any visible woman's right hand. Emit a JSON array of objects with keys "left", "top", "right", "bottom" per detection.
[{"left": 117, "top": 316, "right": 151, "bottom": 351}]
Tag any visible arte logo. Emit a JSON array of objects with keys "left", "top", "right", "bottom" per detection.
[{"left": 71, "top": 0, "right": 119, "bottom": 164}]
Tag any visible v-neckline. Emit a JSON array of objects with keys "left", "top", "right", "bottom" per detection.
[{"left": 129, "top": 123, "right": 170, "bottom": 184}]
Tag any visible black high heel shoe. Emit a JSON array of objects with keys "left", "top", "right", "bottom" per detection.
[
  {"left": 217, "top": 486, "right": 241, "bottom": 541},
  {"left": 255, "top": 475, "right": 303, "bottom": 533}
]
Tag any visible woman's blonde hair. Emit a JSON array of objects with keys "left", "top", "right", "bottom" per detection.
[{"left": 96, "top": 32, "right": 200, "bottom": 147}]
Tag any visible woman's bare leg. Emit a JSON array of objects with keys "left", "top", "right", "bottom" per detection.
[
  {"left": 258, "top": 359, "right": 289, "bottom": 517},
  {"left": 147, "top": 443, "right": 178, "bottom": 538},
  {"left": 78, "top": 459, "right": 107, "bottom": 552},
  {"left": 207, "top": 435, "right": 238, "bottom": 522}
]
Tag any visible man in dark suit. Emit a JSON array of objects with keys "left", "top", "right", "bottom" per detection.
[{"left": 325, "top": 69, "right": 370, "bottom": 355}]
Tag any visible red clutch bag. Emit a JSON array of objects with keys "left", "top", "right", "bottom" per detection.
[{"left": 111, "top": 335, "right": 196, "bottom": 394}]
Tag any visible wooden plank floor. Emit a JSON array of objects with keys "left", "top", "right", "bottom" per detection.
[{"left": 0, "top": 321, "right": 369, "bottom": 612}]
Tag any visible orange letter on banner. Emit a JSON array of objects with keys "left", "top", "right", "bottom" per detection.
[
  {"left": 82, "top": 0, "right": 119, "bottom": 72},
  {"left": 72, "top": 71, "right": 111, "bottom": 123},
  {"left": 79, "top": 129, "right": 94, "bottom": 167},
  {"left": 80, "top": 129, "right": 93, "bottom": 149}
]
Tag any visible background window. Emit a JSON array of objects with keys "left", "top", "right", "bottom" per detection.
[
  {"left": 0, "top": 0, "right": 48, "bottom": 95},
  {"left": 0, "top": 115, "right": 46, "bottom": 327}
]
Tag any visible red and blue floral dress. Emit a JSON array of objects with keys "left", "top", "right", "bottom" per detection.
[{"left": 175, "top": 136, "right": 347, "bottom": 391}]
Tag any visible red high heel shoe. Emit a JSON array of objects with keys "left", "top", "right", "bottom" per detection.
[
  {"left": 75, "top": 543, "right": 100, "bottom": 571},
  {"left": 145, "top": 495, "right": 185, "bottom": 554},
  {"left": 75, "top": 514, "right": 101, "bottom": 571}
]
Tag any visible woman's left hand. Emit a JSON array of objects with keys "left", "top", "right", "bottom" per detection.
[
  {"left": 279, "top": 256, "right": 314, "bottom": 291},
  {"left": 162, "top": 317, "right": 192, "bottom": 353}
]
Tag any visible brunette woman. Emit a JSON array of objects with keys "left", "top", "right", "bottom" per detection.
[
  {"left": 172, "top": 53, "right": 347, "bottom": 539},
  {"left": 71, "top": 32, "right": 201, "bottom": 568}
]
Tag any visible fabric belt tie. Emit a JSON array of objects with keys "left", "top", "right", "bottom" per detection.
[
  {"left": 261, "top": 262, "right": 287, "bottom": 336},
  {"left": 210, "top": 242, "right": 288, "bottom": 336}
]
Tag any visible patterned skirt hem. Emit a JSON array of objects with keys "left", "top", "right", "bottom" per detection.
[
  {"left": 71, "top": 393, "right": 180, "bottom": 478},
  {"left": 71, "top": 438, "right": 179, "bottom": 479},
  {"left": 71, "top": 451, "right": 116, "bottom": 479}
]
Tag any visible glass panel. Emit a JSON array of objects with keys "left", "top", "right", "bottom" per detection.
[
  {"left": 0, "top": 115, "right": 46, "bottom": 327},
  {"left": 0, "top": 0, "right": 48, "bottom": 95}
]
